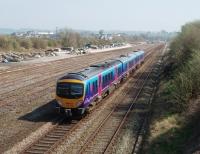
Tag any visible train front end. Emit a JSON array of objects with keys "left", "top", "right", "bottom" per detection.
[{"left": 56, "top": 79, "right": 85, "bottom": 116}]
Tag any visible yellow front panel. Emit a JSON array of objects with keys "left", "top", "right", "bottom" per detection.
[
  {"left": 56, "top": 79, "right": 85, "bottom": 109},
  {"left": 56, "top": 96, "right": 84, "bottom": 108}
]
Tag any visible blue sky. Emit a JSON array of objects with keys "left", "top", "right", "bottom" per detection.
[{"left": 0, "top": 0, "right": 199, "bottom": 32}]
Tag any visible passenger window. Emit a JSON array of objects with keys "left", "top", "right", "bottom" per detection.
[
  {"left": 112, "top": 72, "right": 114, "bottom": 80},
  {"left": 86, "top": 84, "right": 89, "bottom": 95},
  {"left": 93, "top": 82, "right": 95, "bottom": 95},
  {"left": 88, "top": 83, "right": 90, "bottom": 95},
  {"left": 103, "top": 76, "right": 105, "bottom": 87}
]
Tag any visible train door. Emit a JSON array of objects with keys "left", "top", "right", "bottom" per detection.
[
  {"left": 84, "top": 82, "right": 90, "bottom": 105},
  {"left": 98, "top": 74, "right": 102, "bottom": 96}
]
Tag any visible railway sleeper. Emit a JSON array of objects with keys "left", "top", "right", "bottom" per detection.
[
  {"left": 25, "top": 149, "right": 45, "bottom": 154},
  {"left": 42, "top": 137, "right": 59, "bottom": 141},
  {"left": 96, "top": 137, "right": 110, "bottom": 142},
  {"left": 35, "top": 143, "right": 53, "bottom": 147},
  {"left": 50, "top": 132, "right": 65, "bottom": 136},
  {"left": 86, "top": 146, "right": 105, "bottom": 150},
  {"left": 46, "top": 134, "right": 62, "bottom": 138},
  {"left": 55, "top": 126, "right": 70, "bottom": 129},
  {"left": 53, "top": 130, "right": 67, "bottom": 134},
  {"left": 54, "top": 127, "right": 70, "bottom": 131},
  {"left": 39, "top": 140, "right": 56, "bottom": 144},
  {"left": 31, "top": 146, "right": 48, "bottom": 151}
]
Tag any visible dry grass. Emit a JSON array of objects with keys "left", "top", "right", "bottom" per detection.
[
  {"left": 149, "top": 114, "right": 184, "bottom": 141},
  {"left": 143, "top": 80, "right": 200, "bottom": 154}
]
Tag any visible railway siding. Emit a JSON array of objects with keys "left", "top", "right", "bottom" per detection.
[
  {"left": 34, "top": 45, "right": 163, "bottom": 154},
  {"left": 1, "top": 44, "right": 162, "bottom": 153}
]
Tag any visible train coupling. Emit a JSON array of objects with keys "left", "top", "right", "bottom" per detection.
[{"left": 65, "top": 109, "right": 72, "bottom": 117}]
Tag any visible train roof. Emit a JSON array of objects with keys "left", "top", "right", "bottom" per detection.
[
  {"left": 58, "top": 51, "right": 145, "bottom": 81},
  {"left": 59, "top": 59, "right": 121, "bottom": 81},
  {"left": 132, "top": 50, "right": 144, "bottom": 55},
  {"left": 90, "top": 59, "right": 121, "bottom": 68},
  {"left": 114, "top": 55, "right": 130, "bottom": 63},
  {"left": 128, "top": 50, "right": 144, "bottom": 57}
]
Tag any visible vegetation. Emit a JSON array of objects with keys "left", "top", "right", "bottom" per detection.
[
  {"left": 0, "top": 36, "right": 55, "bottom": 51},
  {"left": 0, "top": 30, "right": 124, "bottom": 52},
  {"left": 164, "top": 20, "right": 200, "bottom": 109},
  {"left": 143, "top": 20, "right": 200, "bottom": 154}
]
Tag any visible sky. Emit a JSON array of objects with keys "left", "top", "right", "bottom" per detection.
[{"left": 0, "top": 0, "right": 200, "bottom": 32}]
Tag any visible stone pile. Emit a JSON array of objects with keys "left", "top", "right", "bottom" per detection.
[{"left": 0, "top": 50, "right": 59, "bottom": 63}]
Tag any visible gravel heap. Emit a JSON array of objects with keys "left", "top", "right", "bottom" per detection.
[{"left": 0, "top": 51, "right": 60, "bottom": 63}]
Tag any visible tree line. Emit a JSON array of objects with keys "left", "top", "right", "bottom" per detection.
[{"left": 0, "top": 30, "right": 123, "bottom": 52}]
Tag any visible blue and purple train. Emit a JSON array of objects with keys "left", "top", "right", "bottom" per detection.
[{"left": 55, "top": 50, "right": 145, "bottom": 116}]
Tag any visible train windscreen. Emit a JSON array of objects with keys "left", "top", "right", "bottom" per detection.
[{"left": 56, "top": 82, "right": 84, "bottom": 99}]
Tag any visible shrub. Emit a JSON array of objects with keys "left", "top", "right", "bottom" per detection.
[
  {"left": 12, "top": 39, "right": 20, "bottom": 50},
  {"left": 31, "top": 38, "right": 47, "bottom": 49},
  {"left": 169, "top": 21, "right": 200, "bottom": 67},
  {"left": 167, "top": 20, "right": 200, "bottom": 110},
  {"left": 0, "top": 36, "right": 13, "bottom": 50},
  {"left": 168, "top": 52, "right": 200, "bottom": 109},
  {"left": 20, "top": 39, "right": 32, "bottom": 49}
]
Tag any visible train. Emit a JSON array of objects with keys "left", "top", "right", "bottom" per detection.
[{"left": 55, "top": 50, "right": 145, "bottom": 116}]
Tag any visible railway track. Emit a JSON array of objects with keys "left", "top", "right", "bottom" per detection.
[
  {"left": 77, "top": 47, "right": 160, "bottom": 154},
  {"left": 130, "top": 46, "right": 165, "bottom": 154},
  {"left": 0, "top": 49, "right": 136, "bottom": 107},
  {"left": 0, "top": 45, "right": 159, "bottom": 110},
  {"left": 0, "top": 49, "right": 132, "bottom": 91},
  {"left": 20, "top": 45, "right": 163, "bottom": 154},
  {"left": 0, "top": 45, "right": 155, "bottom": 88},
  {"left": 0, "top": 45, "right": 143, "bottom": 75},
  {"left": 0, "top": 46, "right": 139, "bottom": 81}
]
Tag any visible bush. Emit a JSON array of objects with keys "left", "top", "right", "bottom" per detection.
[
  {"left": 169, "top": 21, "right": 200, "bottom": 67},
  {"left": 20, "top": 39, "right": 32, "bottom": 49},
  {"left": 167, "top": 20, "right": 200, "bottom": 110},
  {"left": 168, "top": 52, "right": 200, "bottom": 109},
  {"left": 48, "top": 40, "right": 58, "bottom": 47},
  {"left": 31, "top": 38, "right": 47, "bottom": 49},
  {"left": 12, "top": 39, "right": 20, "bottom": 50},
  {"left": 0, "top": 36, "right": 13, "bottom": 50}
]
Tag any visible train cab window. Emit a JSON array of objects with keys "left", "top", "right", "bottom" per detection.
[{"left": 56, "top": 82, "right": 84, "bottom": 99}]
